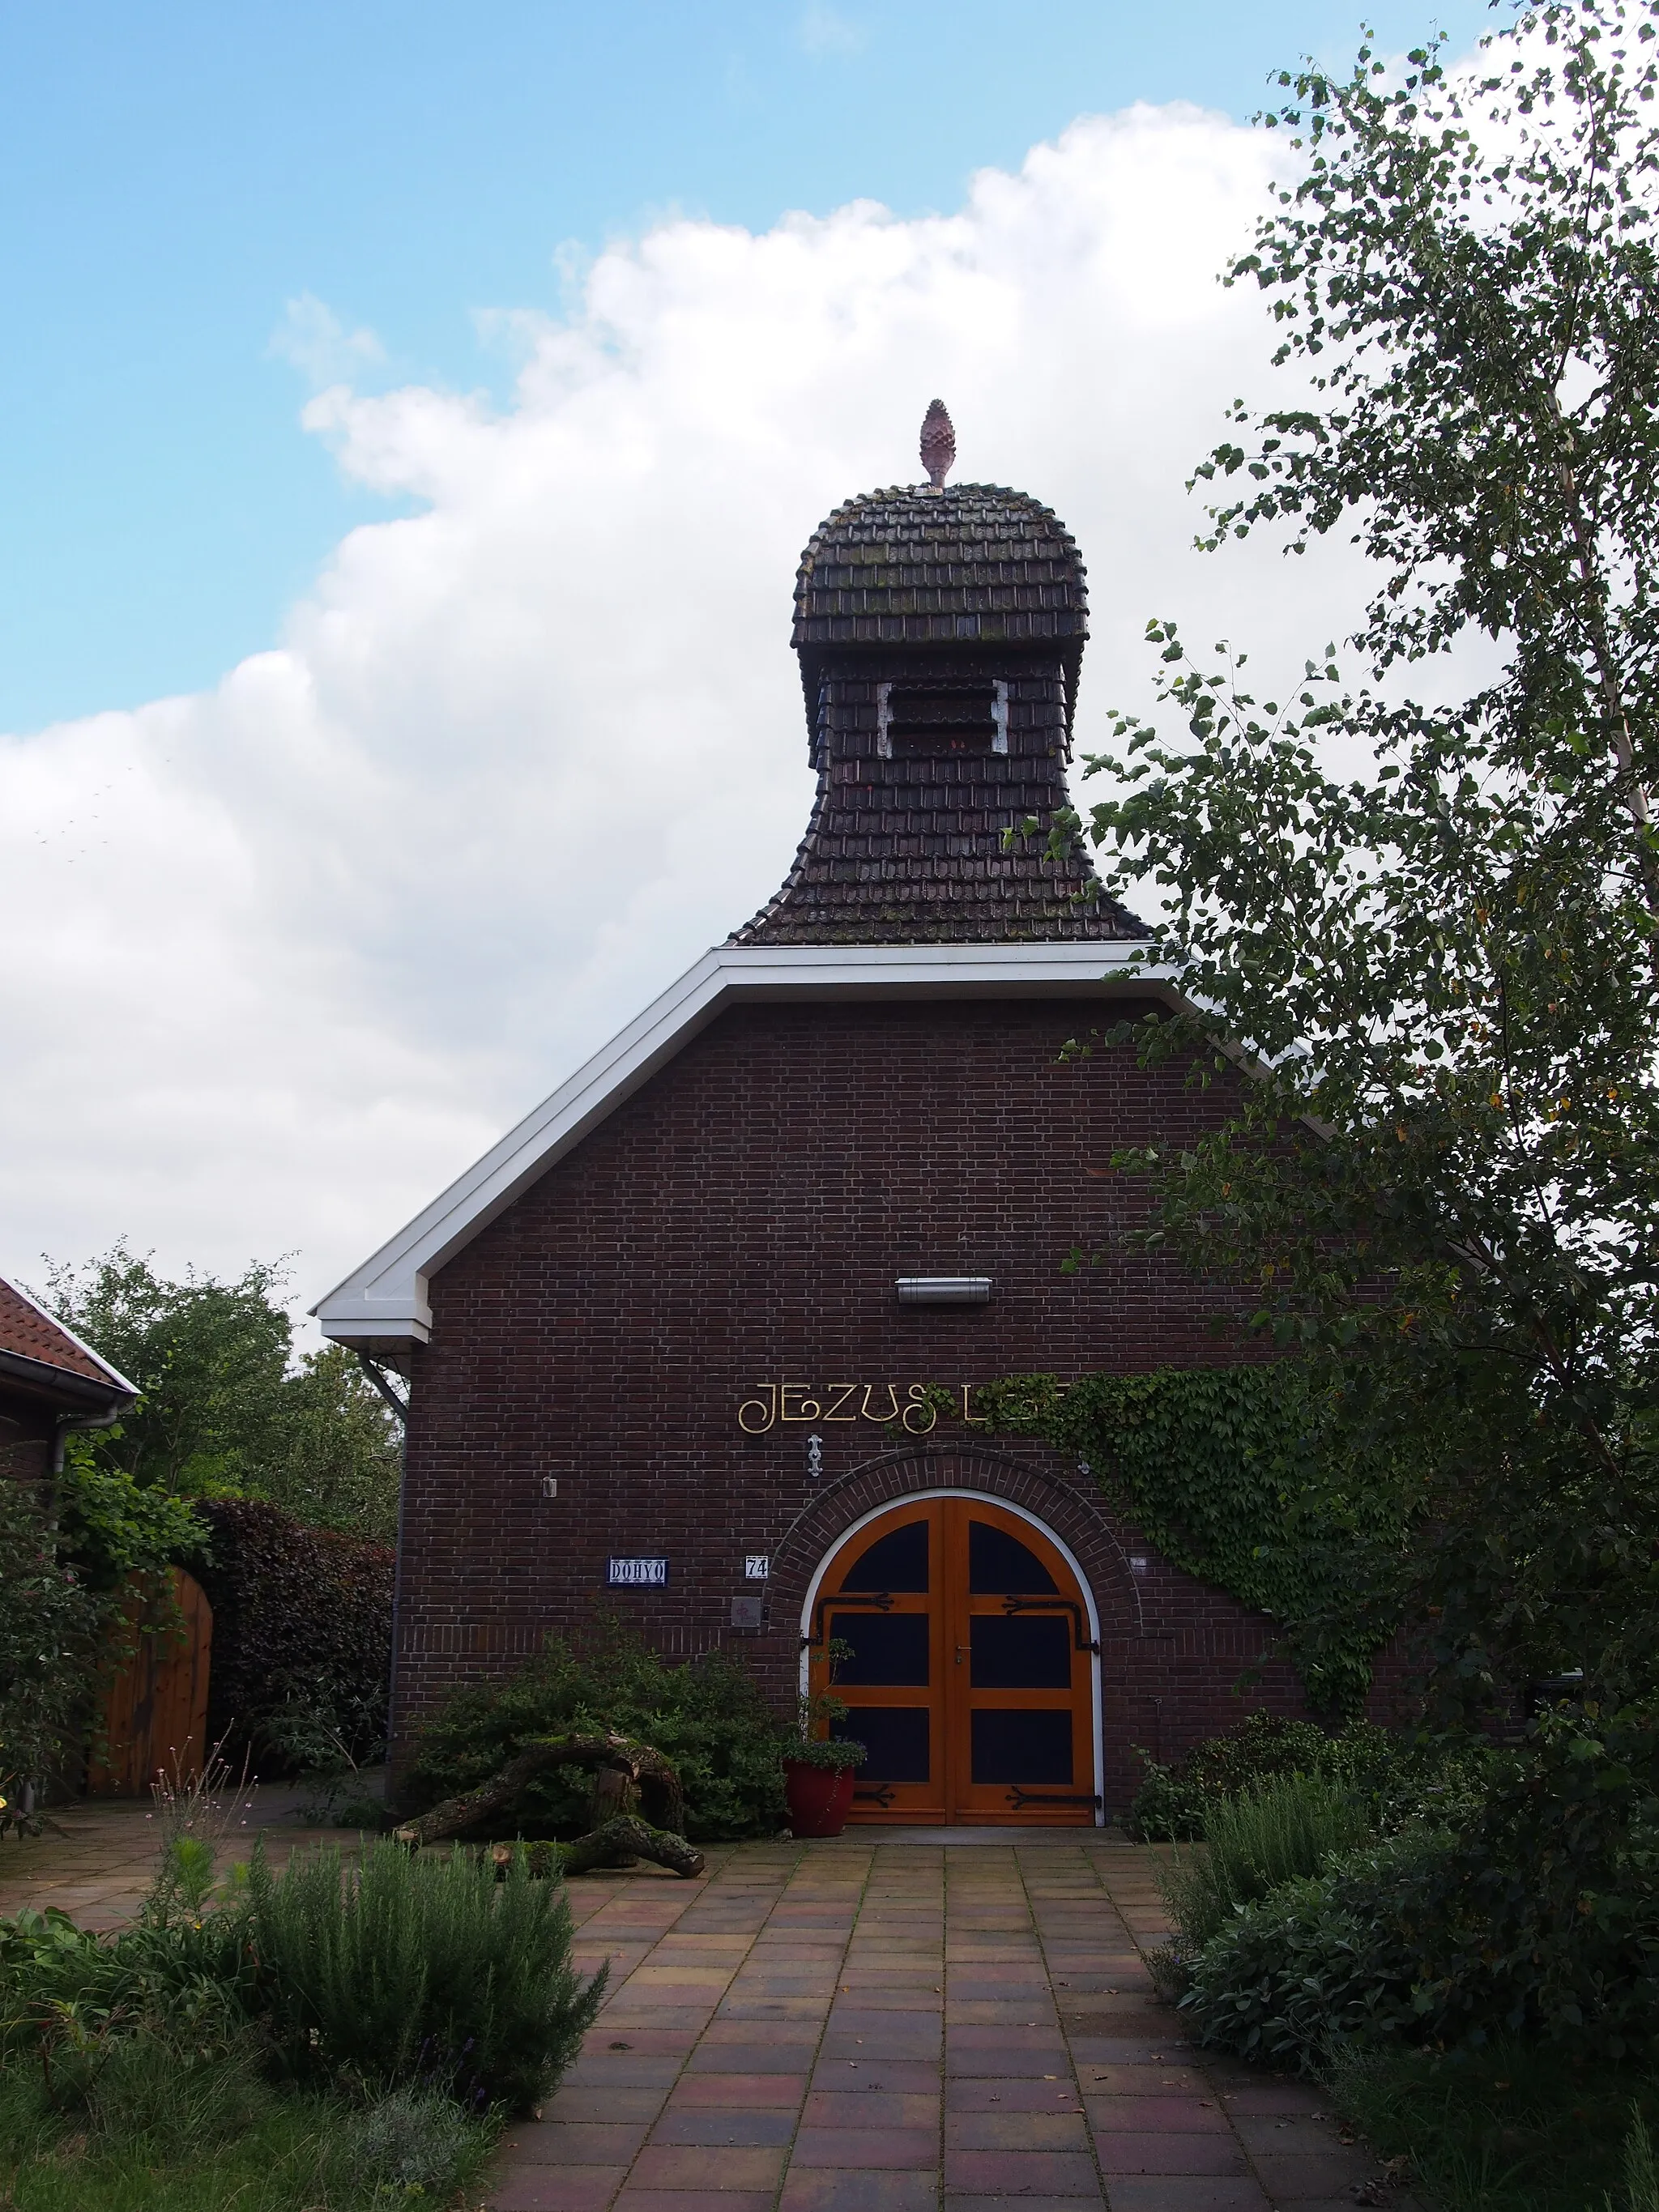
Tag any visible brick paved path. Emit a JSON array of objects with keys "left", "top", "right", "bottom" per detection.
[
  {"left": 0, "top": 1784, "right": 340, "bottom": 1932},
  {"left": 499, "top": 1832, "right": 1419, "bottom": 2212}
]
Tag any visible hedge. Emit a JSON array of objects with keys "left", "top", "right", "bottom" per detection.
[{"left": 194, "top": 1498, "right": 394, "bottom": 1773}]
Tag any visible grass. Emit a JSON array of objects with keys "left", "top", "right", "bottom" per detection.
[
  {"left": 0, "top": 2027, "right": 500, "bottom": 2211},
  {"left": 1329, "top": 2039, "right": 1659, "bottom": 2212}
]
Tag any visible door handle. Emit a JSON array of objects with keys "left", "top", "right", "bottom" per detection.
[{"left": 955, "top": 1644, "right": 967, "bottom": 1666}]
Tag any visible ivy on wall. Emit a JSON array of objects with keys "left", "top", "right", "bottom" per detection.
[{"left": 961, "top": 1366, "right": 1410, "bottom": 1717}]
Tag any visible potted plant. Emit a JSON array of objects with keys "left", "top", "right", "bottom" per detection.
[
  {"left": 782, "top": 1667, "right": 866, "bottom": 1837},
  {"left": 782, "top": 1736, "right": 867, "bottom": 1836}
]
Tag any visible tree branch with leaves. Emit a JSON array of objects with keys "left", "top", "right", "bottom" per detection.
[{"left": 1064, "top": 0, "right": 1659, "bottom": 1720}]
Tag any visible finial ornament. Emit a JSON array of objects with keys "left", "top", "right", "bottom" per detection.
[{"left": 920, "top": 399, "right": 956, "bottom": 489}]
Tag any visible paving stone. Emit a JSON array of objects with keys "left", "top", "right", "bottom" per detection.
[
  {"left": 946, "top": 2078, "right": 1085, "bottom": 2112},
  {"left": 813, "top": 2057, "right": 946, "bottom": 2094},
  {"left": 1094, "top": 2131, "right": 1249, "bottom": 2175},
  {"left": 664, "top": 2071, "right": 809, "bottom": 2108},
  {"left": 647, "top": 2106, "right": 800, "bottom": 2146},
  {"left": 823, "top": 2026, "right": 943, "bottom": 2061},
  {"left": 613, "top": 2194, "right": 775, "bottom": 2212},
  {"left": 943, "top": 2147, "right": 1102, "bottom": 2193},
  {"left": 945, "top": 2197, "right": 1106, "bottom": 2212},
  {"left": 561, "top": 2053, "right": 684, "bottom": 2087},
  {"left": 625, "top": 2142, "right": 787, "bottom": 2189},
  {"left": 791, "top": 2125, "right": 940, "bottom": 2168},
  {"left": 804, "top": 2091, "right": 940, "bottom": 2129},
  {"left": 540, "top": 2086, "right": 668, "bottom": 2125},
  {"left": 488, "top": 2163, "right": 628, "bottom": 2210},
  {"left": 779, "top": 2172, "right": 941, "bottom": 2211},
  {"left": 945, "top": 2110, "right": 1089, "bottom": 2150},
  {"left": 1103, "top": 2184, "right": 1273, "bottom": 2212},
  {"left": 506, "top": 2122, "right": 651, "bottom": 2163},
  {"left": 1086, "top": 2095, "right": 1232, "bottom": 2134}
]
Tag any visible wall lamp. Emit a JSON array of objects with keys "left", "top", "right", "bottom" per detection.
[{"left": 895, "top": 1277, "right": 992, "bottom": 1306}]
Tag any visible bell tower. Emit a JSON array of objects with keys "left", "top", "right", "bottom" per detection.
[{"left": 731, "top": 403, "right": 1145, "bottom": 947}]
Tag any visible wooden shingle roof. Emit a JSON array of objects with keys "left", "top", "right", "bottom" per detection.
[
  {"left": 792, "top": 484, "right": 1089, "bottom": 654},
  {"left": 736, "top": 473, "right": 1146, "bottom": 948}
]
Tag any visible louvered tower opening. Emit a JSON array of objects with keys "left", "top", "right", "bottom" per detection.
[{"left": 879, "top": 680, "right": 1007, "bottom": 759}]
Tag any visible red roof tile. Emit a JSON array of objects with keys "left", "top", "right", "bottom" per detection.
[{"left": 0, "top": 1276, "right": 136, "bottom": 1394}]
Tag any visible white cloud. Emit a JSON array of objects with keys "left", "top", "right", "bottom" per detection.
[
  {"left": 269, "top": 292, "right": 386, "bottom": 390},
  {"left": 1, "top": 100, "right": 1380, "bottom": 1318}
]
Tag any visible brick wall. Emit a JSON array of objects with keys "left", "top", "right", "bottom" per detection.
[
  {"left": 394, "top": 992, "right": 1332, "bottom": 1809},
  {"left": 0, "top": 1393, "right": 53, "bottom": 1487}
]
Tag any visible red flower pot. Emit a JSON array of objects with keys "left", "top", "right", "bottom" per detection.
[{"left": 783, "top": 1758, "right": 857, "bottom": 1838}]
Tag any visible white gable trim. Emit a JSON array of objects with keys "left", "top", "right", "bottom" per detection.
[{"left": 313, "top": 939, "right": 1167, "bottom": 1349}]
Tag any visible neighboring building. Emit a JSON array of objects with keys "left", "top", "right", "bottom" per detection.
[
  {"left": 318, "top": 408, "right": 1314, "bottom": 1825},
  {"left": 0, "top": 1273, "right": 137, "bottom": 1484}
]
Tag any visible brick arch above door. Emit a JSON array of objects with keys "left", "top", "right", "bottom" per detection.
[{"left": 769, "top": 1442, "right": 1144, "bottom": 1638}]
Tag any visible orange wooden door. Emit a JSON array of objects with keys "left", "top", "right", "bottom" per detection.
[
  {"left": 814, "top": 1500, "right": 947, "bottom": 1822},
  {"left": 87, "top": 1567, "right": 214, "bottom": 1796},
  {"left": 812, "top": 1498, "right": 1098, "bottom": 1826},
  {"left": 943, "top": 1500, "right": 1098, "bottom": 1825}
]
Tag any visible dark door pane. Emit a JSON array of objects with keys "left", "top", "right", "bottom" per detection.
[
  {"left": 839, "top": 1520, "right": 928, "bottom": 1592},
  {"left": 836, "top": 1707, "right": 930, "bottom": 1784},
  {"left": 970, "top": 1709, "right": 1073, "bottom": 1784},
  {"left": 828, "top": 1611, "right": 929, "bottom": 1686},
  {"left": 970, "top": 1614, "right": 1070, "bottom": 1689},
  {"left": 968, "top": 1521, "right": 1057, "bottom": 1594}
]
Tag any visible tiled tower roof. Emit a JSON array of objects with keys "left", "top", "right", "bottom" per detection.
[
  {"left": 791, "top": 483, "right": 1090, "bottom": 664},
  {"left": 732, "top": 453, "right": 1148, "bottom": 948}
]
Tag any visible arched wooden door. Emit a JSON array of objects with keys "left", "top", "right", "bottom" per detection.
[{"left": 804, "top": 1496, "right": 1099, "bottom": 1826}]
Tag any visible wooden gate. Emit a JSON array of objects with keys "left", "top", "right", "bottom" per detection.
[{"left": 87, "top": 1566, "right": 214, "bottom": 1796}]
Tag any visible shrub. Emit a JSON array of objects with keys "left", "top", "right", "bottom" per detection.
[
  {"left": 1183, "top": 1704, "right": 1659, "bottom": 2070},
  {"left": 403, "top": 1622, "right": 786, "bottom": 1839},
  {"left": 339, "top": 2082, "right": 491, "bottom": 2197},
  {"left": 1160, "top": 1768, "right": 1375, "bottom": 1953},
  {"left": 0, "top": 1901, "right": 251, "bottom": 2076},
  {"left": 245, "top": 1838, "right": 605, "bottom": 2112},
  {"left": 1180, "top": 1835, "right": 1435, "bottom": 2070},
  {"left": 1126, "top": 1711, "right": 1406, "bottom": 1840},
  {"left": 194, "top": 1498, "right": 393, "bottom": 1771},
  {"left": 0, "top": 1478, "right": 100, "bottom": 1817}
]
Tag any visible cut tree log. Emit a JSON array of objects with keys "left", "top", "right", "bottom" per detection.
[
  {"left": 392, "top": 1732, "right": 698, "bottom": 1874},
  {"left": 490, "top": 1819, "right": 706, "bottom": 1881}
]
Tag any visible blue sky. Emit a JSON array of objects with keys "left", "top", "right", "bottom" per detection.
[{"left": 2, "top": 0, "right": 1487, "bottom": 735}]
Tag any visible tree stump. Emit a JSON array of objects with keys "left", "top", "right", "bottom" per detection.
[{"left": 394, "top": 1732, "right": 703, "bottom": 1877}]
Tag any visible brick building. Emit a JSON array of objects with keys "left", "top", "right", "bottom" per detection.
[{"left": 317, "top": 412, "right": 1312, "bottom": 1825}]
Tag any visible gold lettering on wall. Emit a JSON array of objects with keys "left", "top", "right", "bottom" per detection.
[
  {"left": 737, "top": 1382, "right": 984, "bottom": 1434},
  {"left": 737, "top": 1384, "right": 778, "bottom": 1434},
  {"left": 860, "top": 1383, "right": 900, "bottom": 1424}
]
